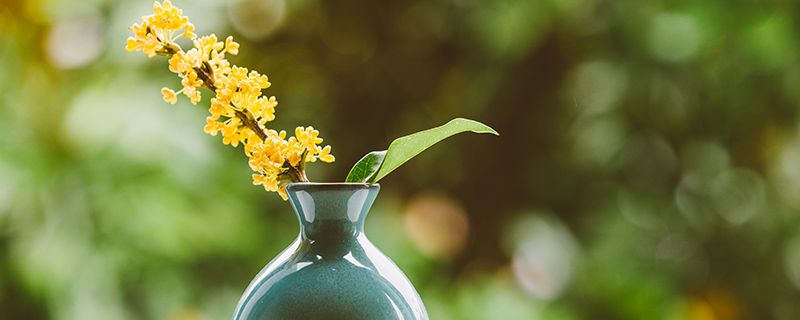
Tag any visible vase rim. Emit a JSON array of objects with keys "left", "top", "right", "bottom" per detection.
[
  {"left": 286, "top": 182, "right": 380, "bottom": 186},
  {"left": 285, "top": 182, "right": 381, "bottom": 192}
]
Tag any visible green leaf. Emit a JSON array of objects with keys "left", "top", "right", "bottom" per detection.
[
  {"left": 368, "top": 118, "right": 498, "bottom": 183},
  {"left": 345, "top": 150, "right": 387, "bottom": 183}
]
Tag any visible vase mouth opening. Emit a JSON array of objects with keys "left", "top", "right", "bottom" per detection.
[
  {"left": 285, "top": 182, "right": 380, "bottom": 192},
  {"left": 286, "top": 182, "right": 380, "bottom": 186}
]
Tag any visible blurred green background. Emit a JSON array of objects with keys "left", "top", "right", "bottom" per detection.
[{"left": 2, "top": 0, "right": 800, "bottom": 319}]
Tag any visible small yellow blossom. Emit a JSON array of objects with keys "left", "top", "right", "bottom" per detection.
[
  {"left": 161, "top": 87, "right": 177, "bottom": 104},
  {"left": 168, "top": 51, "right": 190, "bottom": 73},
  {"left": 204, "top": 117, "right": 223, "bottom": 135},
  {"left": 184, "top": 87, "right": 201, "bottom": 104},
  {"left": 225, "top": 36, "right": 240, "bottom": 55},
  {"left": 248, "top": 131, "right": 291, "bottom": 188},
  {"left": 319, "top": 145, "right": 335, "bottom": 163},
  {"left": 277, "top": 184, "right": 288, "bottom": 200},
  {"left": 183, "top": 23, "right": 197, "bottom": 40}
]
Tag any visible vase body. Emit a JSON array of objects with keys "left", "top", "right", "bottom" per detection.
[{"left": 232, "top": 183, "right": 428, "bottom": 320}]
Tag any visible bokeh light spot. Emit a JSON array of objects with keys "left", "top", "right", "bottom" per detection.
[
  {"left": 469, "top": 0, "right": 550, "bottom": 61},
  {"left": 648, "top": 12, "right": 701, "bottom": 62},
  {"left": 680, "top": 140, "right": 731, "bottom": 178},
  {"left": 675, "top": 174, "right": 715, "bottom": 230},
  {"left": 228, "top": 0, "right": 286, "bottom": 40},
  {"left": 619, "top": 133, "right": 678, "bottom": 188},
  {"left": 404, "top": 192, "right": 470, "bottom": 260},
  {"left": 746, "top": 14, "right": 798, "bottom": 69},
  {"left": 710, "top": 168, "right": 765, "bottom": 225},
  {"left": 570, "top": 115, "right": 628, "bottom": 169},
  {"left": 785, "top": 234, "right": 800, "bottom": 290},
  {"left": 567, "top": 60, "right": 628, "bottom": 116},
  {"left": 774, "top": 142, "right": 800, "bottom": 209},
  {"left": 505, "top": 213, "right": 577, "bottom": 301},
  {"left": 44, "top": 5, "right": 105, "bottom": 69}
]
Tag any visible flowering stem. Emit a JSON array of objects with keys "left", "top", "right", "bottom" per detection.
[
  {"left": 163, "top": 38, "right": 309, "bottom": 184},
  {"left": 232, "top": 108, "right": 308, "bottom": 183},
  {"left": 233, "top": 109, "right": 268, "bottom": 142},
  {"left": 129, "top": 1, "right": 332, "bottom": 198},
  {"left": 155, "top": 42, "right": 180, "bottom": 56},
  {"left": 192, "top": 64, "right": 271, "bottom": 145},
  {"left": 278, "top": 162, "right": 309, "bottom": 183},
  {"left": 277, "top": 149, "right": 309, "bottom": 183},
  {"left": 196, "top": 66, "right": 217, "bottom": 91}
]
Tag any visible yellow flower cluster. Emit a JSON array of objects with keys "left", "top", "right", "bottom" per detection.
[
  {"left": 204, "top": 66, "right": 277, "bottom": 149},
  {"left": 126, "top": 1, "right": 334, "bottom": 198},
  {"left": 125, "top": 0, "right": 196, "bottom": 57},
  {"left": 248, "top": 127, "right": 333, "bottom": 199},
  {"left": 163, "top": 34, "right": 239, "bottom": 105}
]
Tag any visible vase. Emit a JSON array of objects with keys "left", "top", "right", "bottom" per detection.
[{"left": 231, "top": 183, "right": 429, "bottom": 320}]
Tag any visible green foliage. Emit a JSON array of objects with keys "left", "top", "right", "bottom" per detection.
[
  {"left": 345, "top": 150, "right": 386, "bottom": 183},
  {"left": 346, "top": 118, "right": 498, "bottom": 183}
]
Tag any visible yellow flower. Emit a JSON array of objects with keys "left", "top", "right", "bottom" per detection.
[
  {"left": 286, "top": 126, "right": 335, "bottom": 164},
  {"left": 193, "top": 34, "right": 219, "bottom": 56},
  {"left": 204, "top": 117, "right": 223, "bottom": 135},
  {"left": 168, "top": 51, "right": 190, "bottom": 73},
  {"left": 161, "top": 87, "right": 178, "bottom": 104},
  {"left": 296, "top": 126, "right": 324, "bottom": 146},
  {"left": 225, "top": 36, "right": 240, "bottom": 55},
  {"left": 248, "top": 131, "right": 291, "bottom": 191},
  {"left": 319, "top": 145, "right": 335, "bottom": 163},
  {"left": 184, "top": 87, "right": 201, "bottom": 105},
  {"left": 220, "top": 120, "right": 244, "bottom": 147},
  {"left": 183, "top": 23, "right": 197, "bottom": 40},
  {"left": 125, "top": 1, "right": 195, "bottom": 57},
  {"left": 180, "top": 72, "right": 204, "bottom": 104},
  {"left": 277, "top": 184, "right": 288, "bottom": 200}
]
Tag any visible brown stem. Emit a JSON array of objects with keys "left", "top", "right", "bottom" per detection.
[
  {"left": 195, "top": 61, "right": 216, "bottom": 91},
  {"left": 278, "top": 162, "right": 309, "bottom": 183},
  {"left": 155, "top": 42, "right": 181, "bottom": 56},
  {"left": 277, "top": 149, "right": 309, "bottom": 183},
  {"left": 233, "top": 109, "right": 268, "bottom": 142}
]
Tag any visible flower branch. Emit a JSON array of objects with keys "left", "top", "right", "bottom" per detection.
[{"left": 127, "top": 0, "right": 333, "bottom": 199}]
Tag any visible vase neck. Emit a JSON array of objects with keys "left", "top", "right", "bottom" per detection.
[{"left": 285, "top": 183, "right": 380, "bottom": 241}]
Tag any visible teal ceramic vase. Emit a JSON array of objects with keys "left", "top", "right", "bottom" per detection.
[{"left": 232, "top": 183, "right": 429, "bottom": 320}]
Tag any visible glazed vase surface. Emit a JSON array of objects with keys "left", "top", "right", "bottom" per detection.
[{"left": 231, "top": 183, "right": 428, "bottom": 320}]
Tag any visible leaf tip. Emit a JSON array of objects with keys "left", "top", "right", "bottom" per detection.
[
  {"left": 483, "top": 127, "right": 500, "bottom": 136},
  {"left": 456, "top": 117, "right": 499, "bottom": 136}
]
